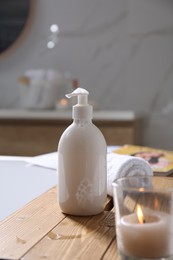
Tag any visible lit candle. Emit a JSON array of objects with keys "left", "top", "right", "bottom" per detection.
[{"left": 117, "top": 205, "right": 170, "bottom": 259}]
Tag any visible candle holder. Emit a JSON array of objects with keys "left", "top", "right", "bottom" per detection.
[{"left": 112, "top": 176, "right": 173, "bottom": 260}]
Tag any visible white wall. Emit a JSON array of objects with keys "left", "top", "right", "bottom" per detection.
[{"left": 0, "top": 0, "right": 173, "bottom": 149}]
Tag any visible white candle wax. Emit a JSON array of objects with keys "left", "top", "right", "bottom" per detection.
[{"left": 117, "top": 210, "right": 170, "bottom": 259}]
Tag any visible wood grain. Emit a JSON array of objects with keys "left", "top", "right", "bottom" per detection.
[
  {"left": 0, "top": 175, "right": 171, "bottom": 260},
  {"left": 0, "top": 187, "right": 65, "bottom": 260},
  {"left": 102, "top": 240, "right": 120, "bottom": 260},
  {"left": 0, "top": 187, "right": 114, "bottom": 260},
  {"left": 22, "top": 211, "right": 115, "bottom": 260}
]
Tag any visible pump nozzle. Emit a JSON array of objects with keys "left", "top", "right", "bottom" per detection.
[
  {"left": 65, "top": 88, "right": 92, "bottom": 120},
  {"left": 66, "top": 88, "right": 89, "bottom": 105}
]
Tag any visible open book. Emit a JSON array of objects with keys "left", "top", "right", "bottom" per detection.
[{"left": 113, "top": 145, "right": 173, "bottom": 176}]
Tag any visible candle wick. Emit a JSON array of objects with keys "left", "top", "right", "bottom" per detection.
[{"left": 143, "top": 219, "right": 146, "bottom": 224}]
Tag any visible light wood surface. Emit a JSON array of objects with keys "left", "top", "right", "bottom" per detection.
[
  {"left": 0, "top": 178, "right": 172, "bottom": 260},
  {"left": 0, "top": 187, "right": 115, "bottom": 260}
]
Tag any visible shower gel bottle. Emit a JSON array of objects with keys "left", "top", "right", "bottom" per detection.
[{"left": 58, "top": 88, "right": 107, "bottom": 216}]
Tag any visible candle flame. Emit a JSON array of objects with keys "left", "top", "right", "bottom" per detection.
[{"left": 136, "top": 205, "right": 145, "bottom": 224}]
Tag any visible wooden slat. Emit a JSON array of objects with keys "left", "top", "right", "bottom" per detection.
[
  {"left": 1, "top": 177, "right": 171, "bottom": 260},
  {"left": 21, "top": 211, "right": 116, "bottom": 260},
  {"left": 0, "top": 187, "right": 65, "bottom": 260},
  {"left": 0, "top": 187, "right": 113, "bottom": 260},
  {"left": 153, "top": 176, "right": 173, "bottom": 188},
  {"left": 102, "top": 240, "right": 120, "bottom": 260}
]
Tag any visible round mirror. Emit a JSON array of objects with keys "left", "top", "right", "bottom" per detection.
[{"left": 0, "top": 0, "right": 33, "bottom": 56}]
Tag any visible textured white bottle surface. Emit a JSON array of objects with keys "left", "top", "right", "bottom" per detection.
[{"left": 58, "top": 120, "right": 107, "bottom": 216}]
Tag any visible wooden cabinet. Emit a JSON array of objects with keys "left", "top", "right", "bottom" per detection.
[{"left": 0, "top": 110, "right": 140, "bottom": 156}]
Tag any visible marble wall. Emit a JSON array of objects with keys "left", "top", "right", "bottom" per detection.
[{"left": 0, "top": 0, "right": 173, "bottom": 149}]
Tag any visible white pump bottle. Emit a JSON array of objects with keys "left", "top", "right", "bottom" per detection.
[{"left": 58, "top": 88, "right": 107, "bottom": 216}]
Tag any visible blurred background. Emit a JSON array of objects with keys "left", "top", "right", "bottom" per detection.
[{"left": 0, "top": 0, "right": 173, "bottom": 150}]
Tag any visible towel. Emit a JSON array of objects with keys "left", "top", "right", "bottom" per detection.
[
  {"left": 107, "top": 153, "right": 153, "bottom": 196},
  {"left": 26, "top": 150, "right": 153, "bottom": 197}
]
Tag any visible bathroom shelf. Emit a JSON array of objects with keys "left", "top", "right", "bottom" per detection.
[{"left": 0, "top": 109, "right": 141, "bottom": 156}]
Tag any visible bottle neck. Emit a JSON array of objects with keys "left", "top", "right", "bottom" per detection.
[
  {"left": 72, "top": 105, "right": 93, "bottom": 120},
  {"left": 73, "top": 118, "right": 92, "bottom": 125}
]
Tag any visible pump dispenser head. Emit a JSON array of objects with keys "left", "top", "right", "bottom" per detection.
[{"left": 66, "top": 88, "right": 93, "bottom": 120}]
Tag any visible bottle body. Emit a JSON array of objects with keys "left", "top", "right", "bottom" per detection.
[{"left": 58, "top": 119, "right": 107, "bottom": 216}]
